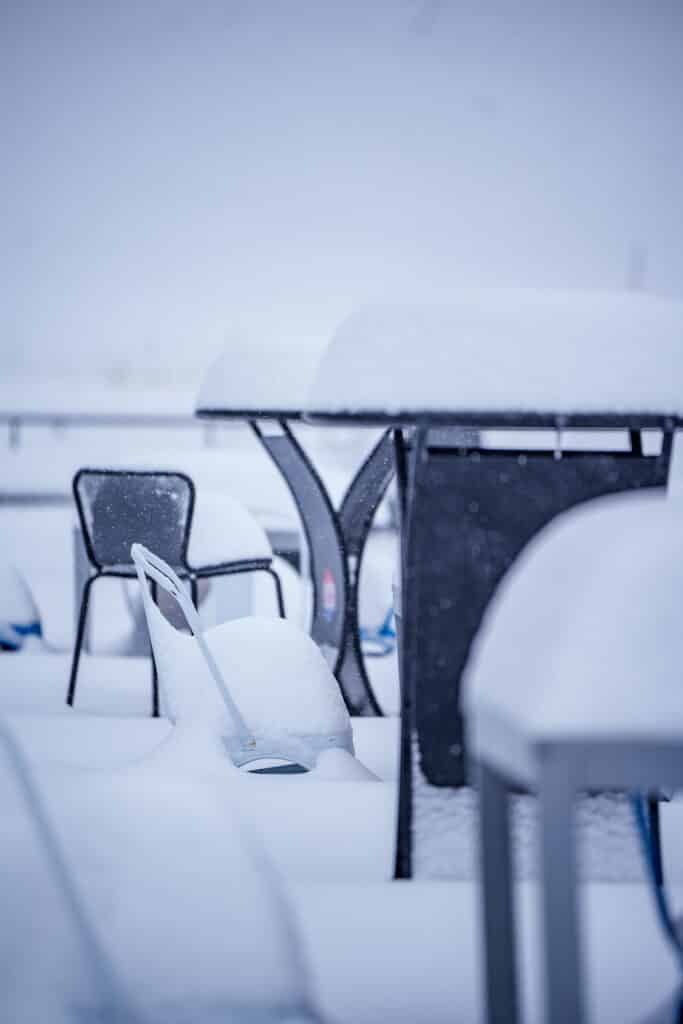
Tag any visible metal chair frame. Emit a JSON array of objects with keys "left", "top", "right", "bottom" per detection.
[{"left": 67, "top": 468, "right": 285, "bottom": 715}]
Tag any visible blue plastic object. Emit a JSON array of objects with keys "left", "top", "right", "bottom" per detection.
[
  {"left": 0, "top": 564, "right": 41, "bottom": 652},
  {"left": 360, "top": 607, "right": 396, "bottom": 658},
  {"left": 631, "top": 793, "right": 683, "bottom": 1020}
]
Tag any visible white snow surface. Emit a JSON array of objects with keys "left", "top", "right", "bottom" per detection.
[
  {"left": 0, "top": 707, "right": 399, "bottom": 888},
  {"left": 295, "top": 879, "right": 683, "bottom": 1024},
  {"left": 186, "top": 489, "right": 273, "bottom": 567},
  {"left": 307, "top": 289, "right": 683, "bottom": 418},
  {"left": 196, "top": 329, "right": 326, "bottom": 414},
  {"left": 0, "top": 754, "right": 317, "bottom": 1023},
  {"left": 2, "top": 737, "right": 680, "bottom": 1024},
  {"left": 464, "top": 490, "right": 683, "bottom": 743},
  {"left": 1, "top": 651, "right": 682, "bottom": 1021}
]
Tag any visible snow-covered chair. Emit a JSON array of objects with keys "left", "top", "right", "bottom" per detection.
[
  {"left": 0, "top": 716, "right": 324, "bottom": 1023},
  {"left": 131, "top": 543, "right": 354, "bottom": 770},
  {"left": 68, "top": 468, "right": 285, "bottom": 715}
]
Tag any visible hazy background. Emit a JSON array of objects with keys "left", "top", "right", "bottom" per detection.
[{"left": 3, "top": 1, "right": 682, "bottom": 392}]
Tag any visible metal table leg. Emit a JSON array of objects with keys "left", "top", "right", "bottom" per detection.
[
  {"left": 539, "top": 749, "right": 584, "bottom": 1024},
  {"left": 252, "top": 420, "right": 394, "bottom": 715},
  {"left": 395, "top": 427, "right": 673, "bottom": 873}
]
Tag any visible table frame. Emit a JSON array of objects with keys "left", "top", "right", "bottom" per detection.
[
  {"left": 478, "top": 740, "right": 683, "bottom": 1024},
  {"left": 393, "top": 423, "right": 675, "bottom": 875},
  {"left": 197, "top": 410, "right": 395, "bottom": 715}
]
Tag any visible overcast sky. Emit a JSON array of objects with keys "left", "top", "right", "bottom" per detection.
[{"left": 3, "top": 1, "right": 682, "bottom": 386}]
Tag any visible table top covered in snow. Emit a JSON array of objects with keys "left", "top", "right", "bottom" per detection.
[
  {"left": 464, "top": 491, "right": 683, "bottom": 780},
  {"left": 305, "top": 289, "right": 683, "bottom": 427},
  {"left": 195, "top": 328, "right": 326, "bottom": 419}
]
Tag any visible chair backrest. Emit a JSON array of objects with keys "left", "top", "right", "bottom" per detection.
[{"left": 74, "top": 469, "right": 195, "bottom": 571}]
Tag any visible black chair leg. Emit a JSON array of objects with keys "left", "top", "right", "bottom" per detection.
[
  {"left": 67, "top": 575, "right": 97, "bottom": 706},
  {"left": 265, "top": 567, "right": 286, "bottom": 618},
  {"left": 151, "top": 661, "right": 159, "bottom": 718},
  {"left": 647, "top": 797, "right": 664, "bottom": 887},
  {"left": 189, "top": 575, "right": 199, "bottom": 610},
  {"left": 149, "top": 579, "right": 159, "bottom": 718}
]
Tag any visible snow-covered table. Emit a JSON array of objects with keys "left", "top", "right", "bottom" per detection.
[
  {"left": 306, "top": 289, "right": 683, "bottom": 877},
  {"left": 195, "top": 336, "right": 395, "bottom": 717},
  {"left": 465, "top": 494, "right": 683, "bottom": 1024}
]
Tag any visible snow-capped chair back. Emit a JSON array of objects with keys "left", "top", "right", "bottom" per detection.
[{"left": 131, "top": 543, "right": 354, "bottom": 769}]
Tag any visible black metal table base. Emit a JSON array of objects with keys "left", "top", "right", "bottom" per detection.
[
  {"left": 251, "top": 420, "right": 394, "bottom": 716},
  {"left": 395, "top": 426, "right": 674, "bottom": 877}
]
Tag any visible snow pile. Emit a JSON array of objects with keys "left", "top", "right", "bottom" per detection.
[
  {"left": 311, "top": 748, "right": 380, "bottom": 782},
  {"left": 1, "top": 714, "right": 680, "bottom": 1023},
  {"left": 197, "top": 328, "right": 326, "bottom": 415},
  {"left": 307, "top": 289, "right": 683, "bottom": 418},
  {"left": 187, "top": 490, "right": 272, "bottom": 567},
  {"left": 464, "top": 489, "right": 683, "bottom": 741},
  {"left": 141, "top": 579, "right": 353, "bottom": 762},
  {"left": 0, "top": 732, "right": 320, "bottom": 1023}
]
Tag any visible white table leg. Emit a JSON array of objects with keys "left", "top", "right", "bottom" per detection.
[
  {"left": 479, "top": 761, "right": 520, "bottom": 1024},
  {"left": 539, "top": 750, "right": 584, "bottom": 1024}
]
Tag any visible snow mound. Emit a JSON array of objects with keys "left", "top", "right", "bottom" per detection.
[
  {"left": 308, "top": 289, "right": 683, "bottom": 419},
  {"left": 464, "top": 489, "right": 683, "bottom": 740},
  {"left": 186, "top": 490, "right": 272, "bottom": 567},
  {"left": 309, "top": 748, "right": 380, "bottom": 782},
  {"left": 0, "top": 738, "right": 320, "bottom": 1023},
  {"left": 197, "top": 328, "right": 326, "bottom": 415},
  {"left": 145, "top": 595, "right": 352, "bottom": 754}
]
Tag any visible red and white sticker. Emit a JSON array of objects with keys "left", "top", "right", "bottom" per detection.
[{"left": 321, "top": 568, "right": 337, "bottom": 621}]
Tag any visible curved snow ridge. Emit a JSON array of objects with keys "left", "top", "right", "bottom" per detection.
[
  {"left": 151, "top": 612, "right": 351, "bottom": 740},
  {"left": 307, "top": 289, "right": 683, "bottom": 418},
  {"left": 0, "top": 736, "right": 323, "bottom": 1024}
]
